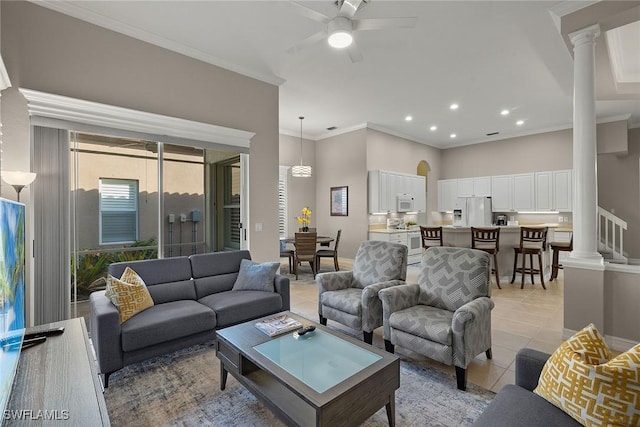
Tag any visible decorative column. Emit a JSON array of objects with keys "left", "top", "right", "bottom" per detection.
[{"left": 569, "top": 24, "right": 602, "bottom": 262}]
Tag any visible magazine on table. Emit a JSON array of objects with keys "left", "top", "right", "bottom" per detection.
[{"left": 255, "top": 314, "right": 303, "bottom": 337}]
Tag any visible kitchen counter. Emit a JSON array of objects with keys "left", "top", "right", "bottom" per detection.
[{"left": 441, "top": 226, "right": 555, "bottom": 286}]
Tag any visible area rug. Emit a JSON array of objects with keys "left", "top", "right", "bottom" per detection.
[{"left": 104, "top": 340, "right": 494, "bottom": 426}]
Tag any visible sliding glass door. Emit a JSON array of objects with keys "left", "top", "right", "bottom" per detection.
[{"left": 69, "top": 132, "right": 244, "bottom": 327}]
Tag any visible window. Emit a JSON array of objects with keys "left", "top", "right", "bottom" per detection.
[
  {"left": 99, "top": 178, "right": 139, "bottom": 244},
  {"left": 278, "top": 166, "right": 288, "bottom": 238}
]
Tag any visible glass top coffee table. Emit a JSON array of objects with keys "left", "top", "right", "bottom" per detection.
[{"left": 216, "top": 312, "right": 399, "bottom": 427}]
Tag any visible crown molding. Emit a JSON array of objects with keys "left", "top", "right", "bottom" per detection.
[
  {"left": 19, "top": 89, "right": 255, "bottom": 148},
  {"left": 549, "top": 1, "right": 601, "bottom": 32},
  {"left": 31, "top": 0, "right": 285, "bottom": 87},
  {"left": 0, "top": 55, "right": 11, "bottom": 91},
  {"left": 365, "top": 123, "right": 441, "bottom": 148}
]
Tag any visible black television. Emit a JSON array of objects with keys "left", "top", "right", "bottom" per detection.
[{"left": 0, "top": 198, "right": 26, "bottom": 415}]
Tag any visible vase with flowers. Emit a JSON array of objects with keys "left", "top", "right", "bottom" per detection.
[{"left": 296, "top": 207, "right": 312, "bottom": 232}]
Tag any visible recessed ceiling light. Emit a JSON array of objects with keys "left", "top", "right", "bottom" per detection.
[
  {"left": 405, "top": 115, "right": 413, "bottom": 122},
  {"left": 516, "top": 120, "right": 524, "bottom": 126},
  {"left": 430, "top": 125, "right": 437, "bottom": 131},
  {"left": 450, "top": 133, "right": 457, "bottom": 138},
  {"left": 450, "top": 103, "right": 459, "bottom": 110},
  {"left": 501, "top": 109, "right": 510, "bottom": 116}
]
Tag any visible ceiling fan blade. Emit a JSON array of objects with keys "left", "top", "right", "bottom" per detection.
[
  {"left": 287, "top": 1, "right": 331, "bottom": 24},
  {"left": 286, "top": 31, "right": 327, "bottom": 55},
  {"left": 347, "top": 41, "right": 364, "bottom": 63},
  {"left": 337, "top": 0, "right": 363, "bottom": 19},
  {"left": 353, "top": 17, "right": 417, "bottom": 31}
]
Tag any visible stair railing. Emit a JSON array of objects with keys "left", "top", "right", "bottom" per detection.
[{"left": 598, "top": 207, "right": 627, "bottom": 262}]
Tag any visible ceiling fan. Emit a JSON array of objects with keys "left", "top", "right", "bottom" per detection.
[{"left": 287, "top": 0, "right": 417, "bottom": 62}]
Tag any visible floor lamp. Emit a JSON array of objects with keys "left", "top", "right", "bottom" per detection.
[{"left": 2, "top": 171, "right": 37, "bottom": 202}]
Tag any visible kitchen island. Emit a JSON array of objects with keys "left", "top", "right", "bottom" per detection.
[{"left": 441, "top": 225, "right": 557, "bottom": 287}]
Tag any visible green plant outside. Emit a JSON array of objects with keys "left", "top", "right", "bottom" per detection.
[{"left": 72, "top": 237, "right": 158, "bottom": 300}]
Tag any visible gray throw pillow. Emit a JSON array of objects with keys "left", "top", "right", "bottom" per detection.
[{"left": 232, "top": 259, "right": 279, "bottom": 292}]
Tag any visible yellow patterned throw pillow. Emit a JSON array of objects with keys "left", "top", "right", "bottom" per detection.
[
  {"left": 105, "top": 267, "right": 154, "bottom": 324},
  {"left": 534, "top": 323, "right": 640, "bottom": 426}
]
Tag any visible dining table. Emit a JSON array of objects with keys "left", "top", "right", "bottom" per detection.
[{"left": 283, "top": 235, "right": 334, "bottom": 246}]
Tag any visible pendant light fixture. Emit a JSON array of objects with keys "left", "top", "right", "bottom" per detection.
[{"left": 291, "top": 116, "right": 312, "bottom": 177}]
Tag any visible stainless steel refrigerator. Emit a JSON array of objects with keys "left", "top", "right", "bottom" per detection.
[{"left": 455, "top": 197, "right": 493, "bottom": 226}]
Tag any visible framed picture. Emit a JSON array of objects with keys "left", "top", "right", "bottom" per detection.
[{"left": 330, "top": 186, "right": 348, "bottom": 216}]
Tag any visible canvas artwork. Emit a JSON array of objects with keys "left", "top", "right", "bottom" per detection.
[{"left": 0, "top": 198, "right": 26, "bottom": 414}]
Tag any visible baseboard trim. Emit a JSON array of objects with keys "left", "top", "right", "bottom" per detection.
[{"left": 563, "top": 328, "right": 637, "bottom": 352}]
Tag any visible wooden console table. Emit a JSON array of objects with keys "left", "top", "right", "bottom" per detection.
[{"left": 5, "top": 318, "right": 110, "bottom": 426}]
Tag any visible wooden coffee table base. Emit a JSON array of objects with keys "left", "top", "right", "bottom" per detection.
[{"left": 216, "top": 313, "right": 399, "bottom": 427}]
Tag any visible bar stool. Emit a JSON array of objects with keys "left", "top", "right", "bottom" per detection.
[
  {"left": 511, "top": 227, "right": 548, "bottom": 289},
  {"left": 549, "top": 234, "right": 573, "bottom": 281},
  {"left": 420, "top": 226, "right": 443, "bottom": 250},
  {"left": 471, "top": 227, "right": 501, "bottom": 289}
]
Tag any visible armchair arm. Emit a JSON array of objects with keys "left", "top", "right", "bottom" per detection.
[
  {"left": 316, "top": 271, "right": 354, "bottom": 316},
  {"left": 515, "top": 348, "right": 550, "bottom": 391},
  {"left": 451, "top": 297, "right": 495, "bottom": 335},
  {"left": 361, "top": 279, "right": 405, "bottom": 333},
  {"left": 451, "top": 297, "right": 494, "bottom": 368},
  {"left": 273, "top": 274, "right": 290, "bottom": 311},
  {"left": 378, "top": 283, "right": 421, "bottom": 340},
  {"left": 90, "top": 291, "right": 124, "bottom": 375}
]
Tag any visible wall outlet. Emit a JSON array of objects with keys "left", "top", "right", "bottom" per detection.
[
  {"left": 255, "top": 223, "right": 263, "bottom": 232},
  {"left": 558, "top": 216, "right": 563, "bottom": 223},
  {"left": 179, "top": 214, "right": 187, "bottom": 222},
  {"left": 564, "top": 216, "right": 569, "bottom": 222},
  {"left": 510, "top": 216, "right": 515, "bottom": 221}
]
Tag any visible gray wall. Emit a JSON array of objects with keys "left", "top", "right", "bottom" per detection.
[
  {"left": 598, "top": 127, "right": 640, "bottom": 258},
  {"left": 1, "top": 1, "right": 279, "bottom": 263},
  {"left": 604, "top": 268, "right": 640, "bottom": 343},
  {"left": 440, "top": 129, "right": 573, "bottom": 178},
  {"left": 366, "top": 128, "right": 442, "bottom": 218},
  {"left": 315, "top": 128, "right": 368, "bottom": 259}
]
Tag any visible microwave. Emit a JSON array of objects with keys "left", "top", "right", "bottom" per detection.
[{"left": 396, "top": 193, "right": 415, "bottom": 212}]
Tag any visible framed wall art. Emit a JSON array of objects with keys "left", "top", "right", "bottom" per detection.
[{"left": 330, "top": 186, "right": 348, "bottom": 216}]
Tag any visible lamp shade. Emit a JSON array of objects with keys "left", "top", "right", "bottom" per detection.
[
  {"left": 291, "top": 165, "right": 312, "bottom": 177},
  {"left": 2, "top": 171, "right": 36, "bottom": 187}
]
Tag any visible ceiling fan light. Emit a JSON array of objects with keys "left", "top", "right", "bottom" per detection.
[
  {"left": 328, "top": 16, "right": 353, "bottom": 49},
  {"left": 328, "top": 31, "right": 353, "bottom": 48}
]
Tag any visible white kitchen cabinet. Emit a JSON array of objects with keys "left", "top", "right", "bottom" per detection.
[
  {"left": 535, "top": 171, "right": 553, "bottom": 211},
  {"left": 457, "top": 176, "right": 491, "bottom": 197},
  {"left": 368, "top": 170, "right": 391, "bottom": 213},
  {"left": 553, "top": 170, "right": 572, "bottom": 212},
  {"left": 369, "top": 170, "right": 426, "bottom": 213},
  {"left": 490, "top": 173, "right": 534, "bottom": 211},
  {"left": 368, "top": 231, "right": 407, "bottom": 245},
  {"left": 490, "top": 175, "right": 512, "bottom": 212},
  {"left": 437, "top": 179, "right": 458, "bottom": 212},
  {"left": 512, "top": 173, "right": 535, "bottom": 211}
]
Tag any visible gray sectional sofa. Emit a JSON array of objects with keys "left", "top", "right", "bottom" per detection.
[
  {"left": 473, "top": 348, "right": 580, "bottom": 426},
  {"left": 90, "top": 250, "right": 289, "bottom": 387}
]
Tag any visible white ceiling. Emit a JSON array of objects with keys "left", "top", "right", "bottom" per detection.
[{"left": 35, "top": 1, "right": 640, "bottom": 148}]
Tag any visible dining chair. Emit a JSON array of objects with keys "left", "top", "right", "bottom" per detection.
[
  {"left": 280, "top": 240, "right": 295, "bottom": 275},
  {"left": 315, "top": 229, "right": 341, "bottom": 273},
  {"left": 294, "top": 232, "right": 318, "bottom": 279},
  {"left": 471, "top": 227, "right": 501, "bottom": 289},
  {"left": 511, "top": 227, "right": 548, "bottom": 289},
  {"left": 420, "top": 226, "right": 443, "bottom": 249}
]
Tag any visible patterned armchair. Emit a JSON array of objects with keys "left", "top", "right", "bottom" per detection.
[
  {"left": 378, "top": 246, "right": 493, "bottom": 390},
  {"left": 316, "top": 241, "right": 408, "bottom": 344}
]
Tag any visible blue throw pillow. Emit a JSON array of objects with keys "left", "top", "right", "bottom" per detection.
[{"left": 232, "top": 259, "right": 279, "bottom": 292}]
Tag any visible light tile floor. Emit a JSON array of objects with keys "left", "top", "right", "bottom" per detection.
[{"left": 287, "top": 258, "right": 565, "bottom": 393}]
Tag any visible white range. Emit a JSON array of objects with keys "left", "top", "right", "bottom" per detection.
[{"left": 368, "top": 229, "right": 422, "bottom": 264}]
